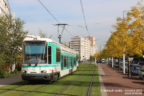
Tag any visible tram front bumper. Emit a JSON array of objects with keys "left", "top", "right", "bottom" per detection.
[{"left": 21, "top": 73, "right": 53, "bottom": 81}]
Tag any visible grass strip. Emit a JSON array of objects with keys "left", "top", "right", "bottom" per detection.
[
  {"left": 25, "top": 64, "right": 90, "bottom": 96},
  {"left": 91, "top": 65, "right": 101, "bottom": 96},
  {"left": 0, "top": 64, "right": 101, "bottom": 96}
]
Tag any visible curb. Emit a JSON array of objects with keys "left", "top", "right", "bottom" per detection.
[{"left": 98, "top": 64, "right": 108, "bottom": 96}]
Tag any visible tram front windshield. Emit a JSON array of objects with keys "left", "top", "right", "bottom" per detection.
[{"left": 24, "top": 41, "right": 47, "bottom": 64}]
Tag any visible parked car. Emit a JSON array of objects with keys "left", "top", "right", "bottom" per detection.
[
  {"left": 132, "top": 60, "right": 138, "bottom": 63},
  {"left": 138, "top": 61, "right": 144, "bottom": 66},
  {"left": 139, "top": 65, "right": 144, "bottom": 80},
  {"left": 108, "top": 60, "right": 112, "bottom": 66},
  {"left": 130, "top": 64, "right": 140, "bottom": 75},
  {"left": 120, "top": 61, "right": 128, "bottom": 72},
  {"left": 114, "top": 62, "right": 119, "bottom": 68},
  {"left": 97, "top": 59, "right": 102, "bottom": 63},
  {"left": 101, "top": 59, "right": 106, "bottom": 64},
  {"left": 113, "top": 59, "right": 119, "bottom": 68}
]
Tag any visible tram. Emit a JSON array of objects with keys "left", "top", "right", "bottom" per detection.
[{"left": 21, "top": 36, "right": 79, "bottom": 81}]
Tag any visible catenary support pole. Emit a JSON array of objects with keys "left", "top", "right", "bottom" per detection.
[
  {"left": 123, "top": 49, "right": 126, "bottom": 74},
  {"left": 112, "top": 57, "right": 114, "bottom": 68}
]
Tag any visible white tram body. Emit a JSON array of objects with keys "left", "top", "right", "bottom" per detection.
[{"left": 21, "top": 36, "right": 79, "bottom": 81}]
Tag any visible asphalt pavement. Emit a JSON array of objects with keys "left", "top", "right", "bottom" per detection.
[{"left": 0, "top": 75, "right": 23, "bottom": 87}]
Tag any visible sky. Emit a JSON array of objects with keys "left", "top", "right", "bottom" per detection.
[{"left": 9, "top": 0, "right": 140, "bottom": 50}]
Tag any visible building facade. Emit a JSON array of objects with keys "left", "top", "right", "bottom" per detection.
[
  {"left": 0, "top": 0, "right": 10, "bottom": 16},
  {"left": 69, "top": 36, "right": 98, "bottom": 61}
]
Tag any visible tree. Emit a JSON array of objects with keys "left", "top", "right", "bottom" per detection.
[
  {"left": 126, "top": 4, "right": 144, "bottom": 56},
  {"left": 99, "top": 2, "right": 144, "bottom": 76},
  {"left": 0, "top": 16, "right": 27, "bottom": 73},
  {"left": 103, "top": 2, "right": 144, "bottom": 58}
]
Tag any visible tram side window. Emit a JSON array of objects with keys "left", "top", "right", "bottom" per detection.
[
  {"left": 67, "top": 57, "right": 70, "bottom": 68},
  {"left": 48, "top": 46, "right": 51, "bottom": 64},
  {"left": 64, "top": 56, "right": 67, "bottom": 67},
  {"left": 74, "top": 58, "right": 76, "bottom": 66},
  {"left": 72, "top": 58, "right": 74, "bottom": 67},
  {"left": 69, "top": 57, "right": 71, "bottom": 67},
  {"left": 44, "top": 46, "right": 47, "bottom": 63},
  {"left": 56, "top": 48, "right": 60, "bottom": 62},
  {"left": 61, "top": 56, "right": 64, "bottom": 70},
  {"left": 67, "top": 57, "right": 69, "bottom": 67},
  {"left": 71, "top": 58, "right": 72, "bottom": 67}
]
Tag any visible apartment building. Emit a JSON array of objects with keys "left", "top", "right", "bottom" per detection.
[
  {"left": 69, "top": 36, "right": 98, "bottom": 61},
  {"left": 0, "top": 0, "right": 10, "bottom": 16}
]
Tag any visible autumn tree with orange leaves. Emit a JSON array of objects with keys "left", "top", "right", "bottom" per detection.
[{"left": 98, "top": 2, "right": 144, "bottom": 59}]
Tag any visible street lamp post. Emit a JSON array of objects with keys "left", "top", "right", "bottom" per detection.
[
  {"left": 111, "top": 56, "right": 114, "bottom": 68},
  {"left": 123, "top": 10, "right": 134, "bottom": 77},
  {"left": 123, "top": 49, "right": 126, "bottom": 74},
  {"left": 122, "top": 10, "right": 130, "bottom": 74}
]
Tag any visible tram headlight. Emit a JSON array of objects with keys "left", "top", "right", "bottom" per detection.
[
  {"left": 21, "top": 70, "right": 27, "bottom": 74},
  {"left": 41, "top": 70, "right": 47, "bottom": 73}
]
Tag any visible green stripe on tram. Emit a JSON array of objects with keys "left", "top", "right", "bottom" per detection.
[{"left": 22, "top": 65, "right": 57, "bottom": 68}]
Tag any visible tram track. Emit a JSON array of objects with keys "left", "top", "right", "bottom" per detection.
[
  {"left": 56, "top": 64, "right": 94, "bottom": 96},
  {"left": 0, "top": 64, "right": 100, "bottom": 96},
  {"left": 0, "top": 85, "right": 23, "bottom": 94},
  {"left": 55, "top": 76, "right": 78, "bottom": 96},
  {"left": 0, "top": 81, "right": 48, "bottom": 96},
  {"left": 86, "top": 64, "right": 97, "bottom": 96},
  {"left": 86, "top": 70, "right": 95, "bottom": 96},
  {"left": 55, "top": 71, "right": 86, "bottom": 96},
  {"left": 0, "top": 81, "right": 29, "bottom": 94},
  {"left": 20, "top": 84, "right": 47, "bottom": 96}
]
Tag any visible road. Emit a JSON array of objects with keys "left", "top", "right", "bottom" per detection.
[{"left": 0, "top": 75, "right": 22, "bottom": 87}]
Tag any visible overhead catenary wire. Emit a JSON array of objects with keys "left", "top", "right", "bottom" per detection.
[
  {"left": 68, "top": 25, "right": 88, "bottom": 36},
  {"left": 65, "top": 24, "right": 86, "bottom": 36},
  {"left": 80, "top": 0, "right": 90, "bottom": 35},
  {"left": 38, "top": 0, "right": 59, "bottom": 23},
  {"left": 65, "top": 28, "right": 74, "bottom": 36},
  {"left": 37, "top": 0, "right": 75, "bottom": 39}
]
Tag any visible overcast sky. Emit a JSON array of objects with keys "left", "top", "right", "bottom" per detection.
[{"left": 9, "top": 0, "right": 140, "bottom": 50}]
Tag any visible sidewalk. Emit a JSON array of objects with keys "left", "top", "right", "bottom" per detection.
[
  {"left": 98, "top": 64, "right": 144, "bottom": 96},
  {"left": 0, "top": 75, "right": 22, "bottom": 87}
]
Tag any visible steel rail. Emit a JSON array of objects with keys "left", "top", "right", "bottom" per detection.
[
  {"left": 20, "top": 84, "right": 47, "bottom": 96},
  {"left": 0, "top": 81, "right": 28, "bottom": 94},
  {"left": 86, "top": 64, "right": 96, "bottom": 96}
]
